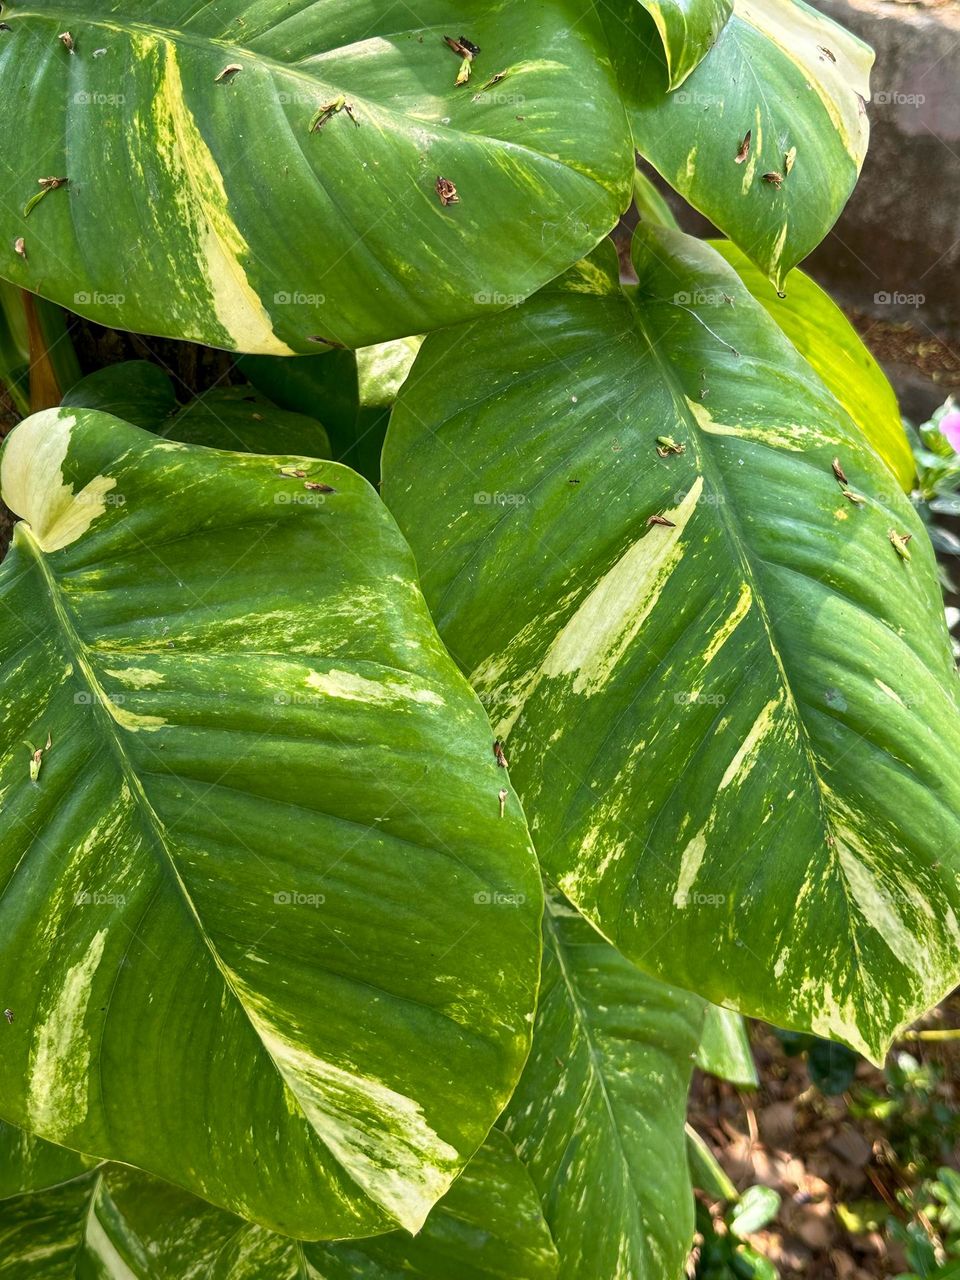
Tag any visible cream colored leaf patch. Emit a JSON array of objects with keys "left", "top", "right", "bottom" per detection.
[{"left": 0, "top": 411, "right": 116, "bottom": 552}]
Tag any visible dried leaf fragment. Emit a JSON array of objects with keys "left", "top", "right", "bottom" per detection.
[
  {"left": 445, "top": 34, "right": 480, "bottom": 85},
  {"left": 23, "top": 177, "right": 68, "bottom": 218},
  {"left": 889, "top": 529, "right": 912, "bottom": 561}
]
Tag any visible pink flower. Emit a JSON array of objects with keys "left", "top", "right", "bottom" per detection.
[{"left": 940, "top": 407, "right": 960, "bottom": 452}]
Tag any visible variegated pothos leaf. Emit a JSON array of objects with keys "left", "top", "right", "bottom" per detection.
[
  {"left": 0, "top": 407, "right": 542, "bottom": 1239},
  {"left": 502, "top": 893, "right": 704, "bottom": 1280},
  {"left": 0, "top": 0, "right": 632, "bottom": 352},
  {"left": 383, "top": 228, "right": 960, "bottom": 1063},
  {"left": 0, "top": 1129, "right": 558, "bottom": 1279},
  {"left": 602, "top": 0, "right": 872, "bottom": 288}
]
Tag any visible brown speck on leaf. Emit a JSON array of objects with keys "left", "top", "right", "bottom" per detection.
[
  {"left": 436, "top": 175, "right": 459, "bottom": 206},
  {"left": 214, "top": 63, "right": 243, "bottom": 82},
  {"left": 498, "top": 788, "right": 508, "bottom": 818},
  {"left": 818, "top": 45, "right": 836, "bottom": 62},
  {"left": 3, "top": 1010, "right": 12, "bottom": 1024},
  {"left": 735, "top": 130, "right": 751, "bottom": 164},
  {"left": 831, "top": 457, "right": 849, "bottom": 485},
  {"left": 493, "top": 740, "right": 508, "bottom": 768},
  {"left": 568, "top": 477, "right": 580, "bottom": 485},
  {"left": 14, "top": 237, "right": 26, "bottom": 260},
  {"left": 762, "top": 171, "right": 783, "bottom": 188},
  {"left": 58, "top": 30, "right": 74, "bottom": 52},
  {"left": 647, "top": 514, "right": 677, "bottom": 528},
  {"left": 304, "top": 480, "right": 336, "bottom": 493}
]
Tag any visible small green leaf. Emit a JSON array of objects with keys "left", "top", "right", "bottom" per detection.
[{"left": 730, "top": 1184, "right": 781, "bottom": 1237}]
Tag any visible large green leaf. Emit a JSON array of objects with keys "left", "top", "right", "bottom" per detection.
[
  {"left": 711, "top": 240, "right": 914, "bottom": 491},
  {"left": 502, "top": 893, "right": 704, "bottom": 1279},
  {"left": 602, "top": 0, "right": 872, "bottom": 287},
  {"left": 0, "top": 406, "right": 542, "bottom": 1238},
  {"left": 383, "top": 228, "right": 960, "bottom": 1063},
  {"left": 0, "top": 1, "right": 632, "bottom": 354},
  {"left": 628, "top": 0, "right": 733, "bottom": 89},
  {"left": 0, "top": 1131, "right": 558, "bottom": 1279}
]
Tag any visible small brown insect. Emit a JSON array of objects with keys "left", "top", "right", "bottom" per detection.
[
  {"left": 14, "top": 237, "right": 26, "bottom": 260},
  {"left": 436, "top": 176, "right": 460, "bottom": 206},
  {"left": 735, "top": 130, "right": 751, "bottom": 164},
  {"left": 655, "top": 435, "right": 684, "bottom": 458},
  {"left": 306, "top": 335, "right": 346, "bottom": 348},
  {"left": 498, "top": 788, "right": 508, "bottom": 818},
  {"left": 818, "top": 45, "right": 836, "bottom": 62},
  {"left": 831, "top": 457, "right": 848, "bottom": 485},
  {"left": 2, "top": 1010, "right": 12, "bottom": 1025},
  {"left": 841, "top": 488, "right": 866, "bottom": 506},
  {"left": 493, "top": 740, "right": 508, "bottom": 768},
  {"left": 304, "top": 480, "right": 336, "bottom": 493},
  {"left": 58, "top": 30, "right": 74, "bottom": 52},
  {"left": 762, "top": 171, "right": 783, "bottom": 188},
  {"left": 647, "top": 514, "right": 677, "bottom": 528},
  {"left": 277, "top": 466, "right": 307, "bottom": 479},
  {"left": 215, "top": 63, "right": 243, "bottom": 82}
]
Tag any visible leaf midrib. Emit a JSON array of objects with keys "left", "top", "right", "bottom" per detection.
[{"left": 628, "top": 296, "right": 864, "bottom": 962}]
